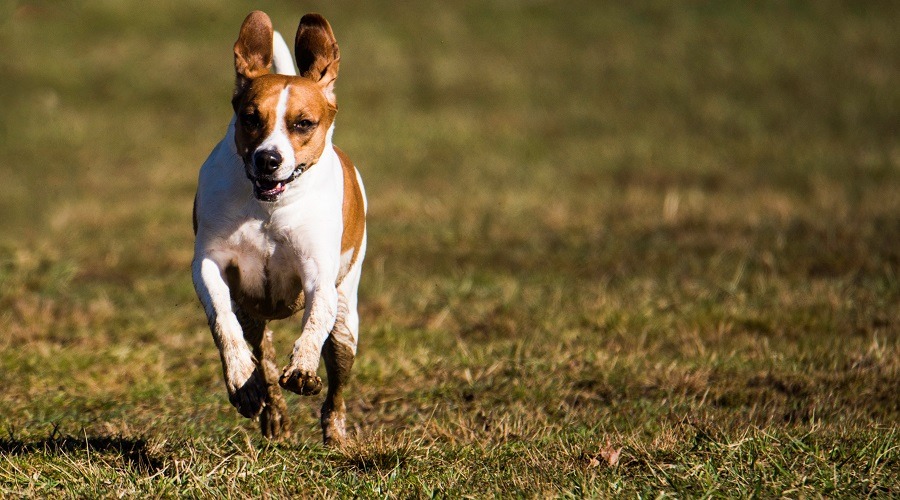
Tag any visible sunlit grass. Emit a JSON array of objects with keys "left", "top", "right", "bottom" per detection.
[{"left": 1, "top": 0, "right": 898, "bottom": 496}]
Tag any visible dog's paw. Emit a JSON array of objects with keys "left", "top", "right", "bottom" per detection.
[
  {"left": 279, "top": 367, "right": 323, "bottom": 396},
  {"left": 225, "top": 357, "right": 267, "bottom": 418},
  {"left": 260, "top": 401, "right": 292, "bottom": 441},
  {"left": 321, "top": 407, "right": 348, "bottom": 447}
]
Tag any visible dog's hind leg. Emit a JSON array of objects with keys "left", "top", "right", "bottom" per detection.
[
  {"left": 321, "top": 330, "right": 354, "bottom": 446},
  {"left": 320, "top": 251, "right": 364, "bottom": 446},
  {"left": 238, "top": 310, "right": 292, "bottom": 440}
]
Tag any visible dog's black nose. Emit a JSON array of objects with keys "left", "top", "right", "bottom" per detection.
[{"left": 253, "top": 150, "right": 283, "bottom": 175}]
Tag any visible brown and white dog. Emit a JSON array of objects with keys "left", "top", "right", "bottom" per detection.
[{"left": 192, "top": 11, "right": 366, "bottom": 445}]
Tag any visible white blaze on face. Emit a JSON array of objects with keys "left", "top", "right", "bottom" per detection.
[{"left": 254, "top": 85, "right": 296, "bottom": 179}]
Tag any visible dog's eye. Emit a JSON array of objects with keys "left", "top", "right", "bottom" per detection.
[
  {"left": 240, "top": 111, "right": 261, "bottom": 130},
  {"left": 291, "top": 119, "right": 315, "bottom": 132}
]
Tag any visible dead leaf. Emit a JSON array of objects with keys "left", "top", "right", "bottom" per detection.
[
  {"left": 585, "top": 440, "right": 622, "bottom": 468},
  {"left": 598, "top": 442, "right": 621, "bottom": 466}
]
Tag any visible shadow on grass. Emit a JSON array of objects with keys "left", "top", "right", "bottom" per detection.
[{"left": 0, "top": 432, "right": 164, "bottom": 474}]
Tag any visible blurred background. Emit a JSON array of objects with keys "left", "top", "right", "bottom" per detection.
[{"left": 0, "top": 0, "right": 897, "bottom": 494}]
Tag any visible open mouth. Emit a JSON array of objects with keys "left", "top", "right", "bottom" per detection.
[
  {"left": 252, "top": 178, "right": 287, "bottom": 201},
  {"left": 246, "top": 164, "right": 306, "bottom": 202}
]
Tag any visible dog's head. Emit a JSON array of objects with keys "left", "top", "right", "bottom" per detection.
[{"left": 231, "top": 11, "right": 340, "bottom": 202}]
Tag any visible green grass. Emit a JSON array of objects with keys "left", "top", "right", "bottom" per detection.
[{"left": 1, "top": 0, "right": 898, "bottom": 496}]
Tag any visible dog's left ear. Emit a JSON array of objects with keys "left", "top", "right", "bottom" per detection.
[{"left": 295, "top": 14, "right": 340, "bottom": 107}]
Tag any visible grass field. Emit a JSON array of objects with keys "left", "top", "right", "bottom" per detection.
[{"left": 1, "top": 0, "right": 898, "bottom": 496}]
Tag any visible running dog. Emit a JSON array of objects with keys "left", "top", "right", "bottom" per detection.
[{"left": 192, "top": 11, "right": 366, "bottom": 445}]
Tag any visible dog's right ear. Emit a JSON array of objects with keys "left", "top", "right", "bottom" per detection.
[{"left": 233, "top": 11, "right": 273, "bottom": 100}]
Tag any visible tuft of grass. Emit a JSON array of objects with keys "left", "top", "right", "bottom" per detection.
[{"left": 332, "top": 433, "right": 419, "bottom": 476}]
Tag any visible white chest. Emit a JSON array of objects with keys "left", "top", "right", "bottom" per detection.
[{"left": 217, "top": 218, "right": 306, "bottom": 319}]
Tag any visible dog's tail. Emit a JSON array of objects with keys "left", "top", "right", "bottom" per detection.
[{"left": 271, "top": 31, "right": 297, "bottom": 76}]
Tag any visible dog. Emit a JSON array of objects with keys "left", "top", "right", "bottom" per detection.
[{"left": 192, "top": 11, "right": 366, "bottom": 445}]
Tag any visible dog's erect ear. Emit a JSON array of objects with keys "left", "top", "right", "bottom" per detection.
[
  {"left": 295, "top": 13, "right": 340, "bottom": 107},
  {"left": 233, "top": 11, "right": 273, "bottom": 96}
]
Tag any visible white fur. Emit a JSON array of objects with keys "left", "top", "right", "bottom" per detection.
[{"left": 271, "top": 31, "right": 297, "bottom": 76}]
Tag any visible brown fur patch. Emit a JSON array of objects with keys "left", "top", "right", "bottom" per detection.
[
  {"left": 335, "top": 145, "right": 365, "bottom": 265},
  {"left": 285, "top": 81, "right": 335, "bottom": 167}
]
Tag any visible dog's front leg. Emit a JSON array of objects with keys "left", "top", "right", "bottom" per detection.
[
  {"left": 279, "top": 260, "right": 338, "bottom": 396},
  {"left": 193, "top": 256, "right": 267, "bottom": 417}
]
